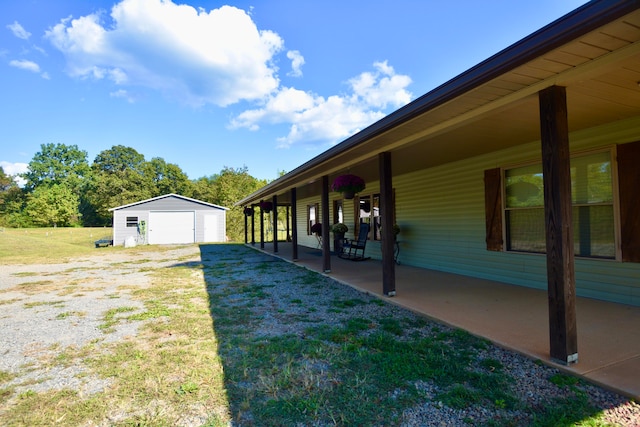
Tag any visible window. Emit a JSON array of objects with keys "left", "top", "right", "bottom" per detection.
[
  {"left": 357, "top": 194, "right": 381, "bottom": 240},
  {"left": 504, "top": 164, "right": 545, "bottom": 253},
  {"left": 373, "top": 195, "right": 381, "bottom": 240},
  {"left": 126, "top": 216, "right": 139, "bottom": 228},
  {"left": 504, "top": 150, "right": 615, "bottom": 258},
  {"left": 571, "top": 152, "right": 615, "bottom": 258},
  {"left": 307, "top": 203, "right": 319, "bottom": 235},
  {"left": 333, "top": 200, "right": 343, "bottom": 224}
]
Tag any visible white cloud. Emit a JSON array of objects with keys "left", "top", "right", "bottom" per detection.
[
  {"left": 349, "top": 61, "right": 412, "bottom": 108},
  {"left": 9, "top": 59, "right": 49, "bottom": 79},
  {"left": 7, "top": 21, "right": 31, "bottom": 40},
  {"left": 33, "top": 45, "right": 47, "bottom": 55},
  {"left": 0, "top": 161, "right": 28, "bottom": 175},
  {"left": 9, "top": 59, "right": 40, "bottom": 73},
  {"left": 110, "top": 88, "right": 137, "bottom": 103},
  {"left": 231, "top": 61, "right": 413, "bottom": 147},
  {"left": 286, "top": 50, "right": 304, "bottom": 77},
  {"left": 0, "top": 161, "right": 28, "bottom": 187},
  {"left": 45, "top": 0, "right": 284, "bottom": 107},
  {"left": 41, "top": 0, "right": 414, "bottom": 146}
]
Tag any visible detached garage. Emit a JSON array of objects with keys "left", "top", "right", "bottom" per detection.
[{"left": 109, "top": 194, "right": 228, "bottom": 246}]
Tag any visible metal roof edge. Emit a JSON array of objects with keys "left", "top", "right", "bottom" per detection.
[
  {"left": 236, "top": 0, "right": 640, "bottom": 206},
  {"left": 109, "top": 193, "right": 229, "bottom": 211}
]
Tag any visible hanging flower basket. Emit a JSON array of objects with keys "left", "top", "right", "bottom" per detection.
[
  {"left": 243, "top": 207, "right": 254, "bottom": 216},
  {"left": 331, "top": 174, "right": 365, "bottom": 199},
  {"left": 259, "top": 200, "right": 273, "bottom": 213}
]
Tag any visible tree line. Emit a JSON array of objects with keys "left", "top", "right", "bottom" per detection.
[{"left": 0, "top": 143, "right": 267, "bottom": 242}]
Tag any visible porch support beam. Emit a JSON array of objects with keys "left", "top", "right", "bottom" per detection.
[
  {"left": 291, "top": 188, "right": 299, "bottom": 261},
  {"left": 244, "top": 208, "right": 248, "bottom": 244},
  {"left": 259, "top": 203, "right": 265, "bottom": 250},
  {"left": 379, "top": 152, "right": 396, "bottom": 296},
  {"left": 251, "top": 204, "right": 255, "bottom": 245},
  {"left": 539, "top": 85, "right": 578, "bottom": 365},
  {"left": 272, "top": 195, "right": 278, "bottom": 253},
  {"left": 321, "top": 175, "right": 331, "bottom": 272}
]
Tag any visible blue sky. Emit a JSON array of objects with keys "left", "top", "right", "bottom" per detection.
[{"left": 1, "top": 0, "right": 588, "bottom": 183}]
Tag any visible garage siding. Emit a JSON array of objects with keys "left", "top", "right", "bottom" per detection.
[
  {"left": 112, "top": 209, "right": 150, "bottom": 246},
  {"left": 111, "top": 194, "right": 227, "bottom": 245}
]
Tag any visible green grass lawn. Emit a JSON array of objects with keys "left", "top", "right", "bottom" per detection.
[
  {"left": 0, "top": 227, "right": 171, "bottom": 264},
  {"left": 0, "top": 227, "right": 110, "bottom": 263}
]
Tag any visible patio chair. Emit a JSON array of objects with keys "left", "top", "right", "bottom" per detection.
[
  {"left": 339, "top": 222, "right": 370, "bottom": 261},
  {"left": 311, "top": 223, "right": 323, "bottom": 248}
]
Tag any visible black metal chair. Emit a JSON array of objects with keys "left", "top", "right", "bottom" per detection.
[{"left": 339, "top": 222, "right": 370, "bottom": 261}]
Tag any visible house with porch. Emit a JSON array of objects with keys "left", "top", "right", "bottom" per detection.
[{"left": 237, "top": 0, "right": 640, "bottom": 367}]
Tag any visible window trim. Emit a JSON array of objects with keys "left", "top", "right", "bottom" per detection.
[
  {"left": 307, "top": 203, "right": 319, "bottom": 236},
  {"left": 355, "top": 193, "right": 387, "bottom": 241},
  {"left": 501, "top": 147, "right": 620, "bottom": 260}
]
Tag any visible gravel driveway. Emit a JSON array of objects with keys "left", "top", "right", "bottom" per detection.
[
  {"left": 1, "top": 244, "right": 639, "bottom": 426},
  {"left": 0, "top": 246, "right": 199, "bottom": 398}
]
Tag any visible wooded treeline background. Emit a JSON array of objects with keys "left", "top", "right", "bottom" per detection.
[{"left": 0, "top": 143, "right": 270, "bottom": 242}]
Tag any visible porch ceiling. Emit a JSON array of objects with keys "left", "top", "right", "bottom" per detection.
[{"left": 240, "top": 5, "right": 640, "bottom": 206}]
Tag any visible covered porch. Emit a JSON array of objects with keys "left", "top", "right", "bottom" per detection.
[{"left": 251, "top": 241, "right": 640, "bottom": 400}]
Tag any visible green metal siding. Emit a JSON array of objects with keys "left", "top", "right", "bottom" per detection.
[
  {"left": 392, "top": 118, "right": 640, "bottom": 306},
  {"left": 295, "top": 197, "right": 322, "bottom": 250},
  {"left": 292, "top": 118, "right": 640, "bottom": 306}
]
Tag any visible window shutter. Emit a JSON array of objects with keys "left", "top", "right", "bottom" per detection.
[
  {"left": 617, "top": 141, "right": 640, "bottom": 262},
  {"left": 484, "top": 168, "right": 503, "bottom": 251}
]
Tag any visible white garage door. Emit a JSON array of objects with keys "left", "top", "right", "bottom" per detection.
[
  {"left": 148, "top": 211, "right": 195, "bottom": 244},
  {"left": 203, "top": 214, "right": 224, "bottom": 242}
]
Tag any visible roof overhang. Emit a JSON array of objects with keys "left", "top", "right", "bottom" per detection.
[{"left": 237, "top": 0, "right": 640, "bottom": 206}]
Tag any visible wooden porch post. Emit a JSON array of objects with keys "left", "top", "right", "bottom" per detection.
[
  {"left": 260, "top": 202, "right": 265, "bottom": 250},
  {"left": 251, "top": 204, "right": 255, "bottom": 245},
  {"left": 244, "top": 208, "right": 248, "bottom": 244},
  {"left": 321, "top": 175, "right": 331, "bottom": 273},
  {"left": 291, "top": 188, "right": 299, "bottom": 261},
  {"left": 539, "top": 85, "right": 578, "bottom": 365},
  {"left": 379, "top": 152, "right": 396, "bottom": 296},
  {"left": 272, "top": 195, "right": 278, "bottom": 253}
]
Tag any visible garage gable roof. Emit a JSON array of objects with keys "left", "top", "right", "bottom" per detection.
[{"left": 108, "top": 193, "right": 228, "bottom": 212}]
